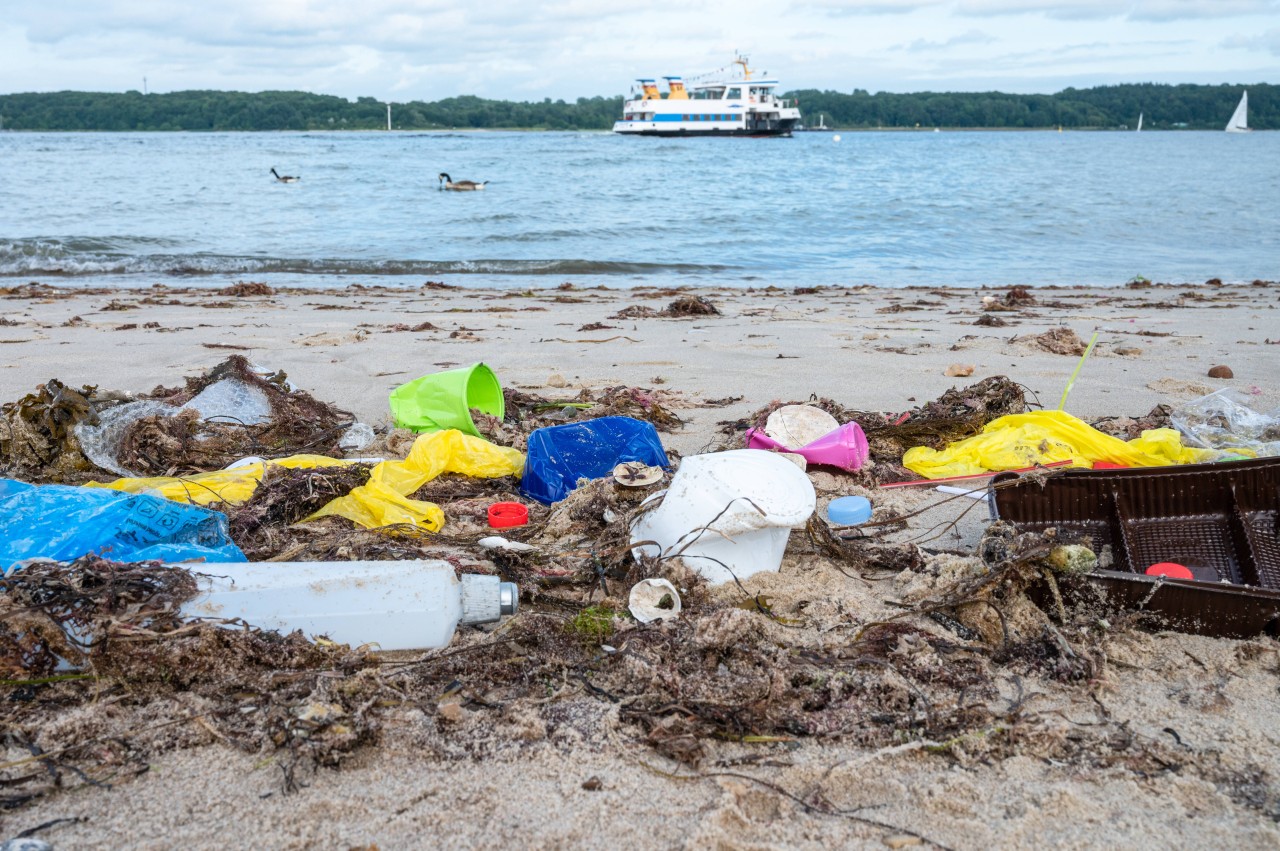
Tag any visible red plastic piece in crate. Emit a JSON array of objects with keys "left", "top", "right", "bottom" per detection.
[{"left": 1145, "top": 562, "right": 1194, "bottom": 580}]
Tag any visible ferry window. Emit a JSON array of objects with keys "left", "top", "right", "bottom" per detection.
[{"left": 726, "top": 87, "right": 741, "bottom": 99}]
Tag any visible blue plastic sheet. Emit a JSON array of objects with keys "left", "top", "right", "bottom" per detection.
[
  {"left": 520, "top": 416, "right": 669, "bottom": 505},
  {"left": 1, "top": 479, "right": 246, "bottom": 570}
]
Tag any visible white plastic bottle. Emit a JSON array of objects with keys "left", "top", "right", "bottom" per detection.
[{"left": 185, "top": 561, "right": 518, "bottom": 650}]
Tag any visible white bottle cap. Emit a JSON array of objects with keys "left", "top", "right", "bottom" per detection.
[{"left": 460, "top": 574, "right": 519, "bottom": 624}]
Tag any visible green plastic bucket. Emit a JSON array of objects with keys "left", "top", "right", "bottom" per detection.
[{"left": 389, "top": 363, "right": 505, "bottom": 436}]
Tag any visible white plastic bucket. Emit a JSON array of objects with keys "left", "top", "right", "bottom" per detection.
[{"left": 629, "top": 450, "right": 816, "bottom": 585}]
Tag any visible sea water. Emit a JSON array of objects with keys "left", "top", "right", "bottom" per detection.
[{"left": 1, "top": 129, "right": 1277, "bottom": 289}]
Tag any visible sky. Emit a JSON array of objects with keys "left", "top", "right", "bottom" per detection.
[{"left": 2, "top": 1, "right": 1278, "bottom": 100}]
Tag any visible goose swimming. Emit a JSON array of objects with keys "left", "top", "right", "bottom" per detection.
[
  {"left": 271, "top": 168, "right": 300, "bottom": 183},
  {"left": 439, "top": 173, "right": 487, "bottom": 191}
]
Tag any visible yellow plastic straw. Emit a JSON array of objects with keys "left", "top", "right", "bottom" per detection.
[{"left": 1057, "top": 331, "right": 1100, "bottom": 411}]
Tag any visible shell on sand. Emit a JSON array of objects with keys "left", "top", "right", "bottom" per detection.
[{"left": 628, "top": 578, "right": 682, "bottom": 624}]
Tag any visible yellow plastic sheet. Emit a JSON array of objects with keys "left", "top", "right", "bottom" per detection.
[
  {"left": 88, "top": 430, "right": 525, "bottom": 533},
  {"left": 86, "top": 455, "right": 353, "bottom": 505},
  {"left": 902, "top": 410, "right": 1214, "bottom": 480},
  {"left": 309, "top": 429, "right": 524, "bottom": 532}
]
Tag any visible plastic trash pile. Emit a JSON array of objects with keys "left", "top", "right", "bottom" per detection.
[{"left": 7, "top": 343, "right": 1280, "bottom": 823}]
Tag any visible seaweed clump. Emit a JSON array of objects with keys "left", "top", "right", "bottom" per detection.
[
  {"left": 225, "top": 463, "right": 374, "bottom": 558},
  {"left": 116, "top": 356, "right": 356, "bottom": 475},
  {"left": 611, "top": 296, "right": 720, "bottom": 320},
  {"left": 1, "top": 557, "right": 383, "bottom": 808},
  {"left": 222, "top": 281, "right": 274, "bottom": 297},
  {"left": 0, "top": 379, "right": 104, "bottom": 483},
  {"left": 471, "top": 385, "right": 686, "bottom": 450},
  {"left": 1090, "top": 404, "right": 1174, "bottom": 439},
  {"left": 720, "top": 375, "right": 1027, "bottom": 468},
  {"left": 1024, "top": 327, "right": 1088, "bottom": 356}
]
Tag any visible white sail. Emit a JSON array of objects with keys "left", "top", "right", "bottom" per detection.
[
  {"left": 1225, "top": 91, "right": 1249, "bottom": 133},
  {"left": 1136, "top": 112, "right": 1142, "bottom": 132}
]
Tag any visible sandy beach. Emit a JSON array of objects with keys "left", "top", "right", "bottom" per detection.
[{"left": 3, "top": 278, "right": 1280, "bottom": 849}]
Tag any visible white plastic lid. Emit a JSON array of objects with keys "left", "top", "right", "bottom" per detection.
[
  {"left": 828, "top": 495, "right": 872, "bottom": 525},
  {"left": 659, "top": 450, "right": 816, "bottom": 533}
]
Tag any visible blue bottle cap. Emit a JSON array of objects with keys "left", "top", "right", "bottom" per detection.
[{"left": 828, "top": 495, "right": 872, "bottom": 526}]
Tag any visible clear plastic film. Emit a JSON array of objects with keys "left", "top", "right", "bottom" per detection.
[{"left": 1171, "top": 389, "right": 1279, "bottom": 457}]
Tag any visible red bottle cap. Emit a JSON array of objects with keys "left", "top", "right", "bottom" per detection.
[
  {"left": 488, "top": 502, "right": 529, "bottom": 529},
  {"left": 1146, "top": 562, "right": 1194, "bottom": 580}
]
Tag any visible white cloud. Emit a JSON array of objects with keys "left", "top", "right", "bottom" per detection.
[
  {"left": 1223, "top": 27, "right": 1280, "bottom": 56},
  {"left": 794, "top": 0, "right": 945, "bottom": 15},
  {"left": 0, "top": 0, "right": 1277, "bottom": 98},
  {"left": 891, "top": 29, "right": 997, "bottom": 51},
  {"left": 957, "top": 0, "right": 1280, "bottom": 22}
]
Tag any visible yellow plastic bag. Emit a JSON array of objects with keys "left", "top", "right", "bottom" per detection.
[
  {"left": 87, "top": 431, "right": 525, "bottom": 533},
  {"left": 86, "top": 454, "right": 353, "bottom": 505},
  {"left": 902, "top": 410, "right": 1214, "bottom": 480},
  {"left": 309, "top": 430, "right": 524, "bottom": 532}
]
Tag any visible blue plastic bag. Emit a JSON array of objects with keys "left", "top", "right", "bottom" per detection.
[
  {"left": 520, "top": 416, "right": 668, "bottom": 505},
  {"left": 1, "top": 479, "right": 246, "bottom": 570}
]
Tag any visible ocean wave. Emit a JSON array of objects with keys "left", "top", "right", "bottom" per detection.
[{"left": 0, "top": 240, "right": 731, "bottom": 277}]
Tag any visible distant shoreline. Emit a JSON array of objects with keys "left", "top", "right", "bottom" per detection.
[
  {"left": 1, "top": 82, "right": 1269, "bottom": 131},
  {"left": 0, "top": 126, "right": 1249, "bottom": 133}
]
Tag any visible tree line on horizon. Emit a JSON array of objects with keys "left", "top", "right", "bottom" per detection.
[{"left": 0, "top": 83, "right": 1271, "bottom": 131}]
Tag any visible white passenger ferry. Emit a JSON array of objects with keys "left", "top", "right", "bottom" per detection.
[{"left": 613, "top": 56, "right": 802, "bottom": 137}]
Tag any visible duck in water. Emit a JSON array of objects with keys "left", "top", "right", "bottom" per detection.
[{"left": 270, "top": 168, "right": 300, "bottom": 183}]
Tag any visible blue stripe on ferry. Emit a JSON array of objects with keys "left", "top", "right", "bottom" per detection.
[{"left": 649, "top": 114, "right": 739, "bottom": 121}]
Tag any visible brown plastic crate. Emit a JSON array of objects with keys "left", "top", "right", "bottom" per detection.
[{"left": 989, "top": 456, "right": 1280, "bottom": 638}]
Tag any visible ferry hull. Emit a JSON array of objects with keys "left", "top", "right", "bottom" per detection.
[{"left": 615, "top": 126, "right": 795, "bottom": 138}]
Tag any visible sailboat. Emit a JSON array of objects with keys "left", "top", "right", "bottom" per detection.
[
  {"left": 1136, "top": 112, "right": 1143, "bottom": 132},
  {"left": 1225, "top": 91, "right": 1250, "bottom": 133}
]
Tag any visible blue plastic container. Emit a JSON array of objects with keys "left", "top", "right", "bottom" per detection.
[{"left": 520, "top": 416, "right": 668, "bottom": 504}]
